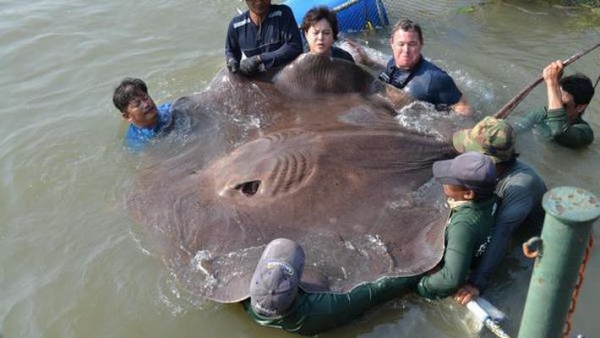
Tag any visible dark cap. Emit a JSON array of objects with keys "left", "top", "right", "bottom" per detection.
[
  {"left": 433, "top": 152, "right": 496, "bottom": 196},
  {"left": 249, "top": 238, "right": 305, "bottom": 317}
]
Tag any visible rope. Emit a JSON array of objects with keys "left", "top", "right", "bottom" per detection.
[{"left": 562, "top": 233, "right": 595, "bottom": 338}]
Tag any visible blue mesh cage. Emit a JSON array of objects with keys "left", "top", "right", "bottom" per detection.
[{"left": 284, "top": 0, "right": 389, "bottom": 33}]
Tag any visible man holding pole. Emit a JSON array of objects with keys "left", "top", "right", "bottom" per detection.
[{"left": 512, "top": 60, "right": 595, "bottom": 148}]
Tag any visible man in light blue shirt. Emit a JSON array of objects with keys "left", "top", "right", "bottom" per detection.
[{"left": 112, "top": 77, "right": 173, "bottom": 151}]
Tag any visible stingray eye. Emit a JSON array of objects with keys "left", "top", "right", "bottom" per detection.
[{"left": 234, "top": 180, "right": 261, "bottom": 197}]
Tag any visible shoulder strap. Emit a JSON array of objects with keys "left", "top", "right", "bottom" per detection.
[{"left": 379, "top": 57, "right": 423, "bottom": 89}]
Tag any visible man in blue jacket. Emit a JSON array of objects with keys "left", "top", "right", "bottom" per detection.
[{"left": 225, "top": 0, "right": 303, "bottom": 76}]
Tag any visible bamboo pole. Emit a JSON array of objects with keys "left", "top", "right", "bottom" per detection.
[{"left": 493, "top": 42, "right": 600, "bottom": 119}]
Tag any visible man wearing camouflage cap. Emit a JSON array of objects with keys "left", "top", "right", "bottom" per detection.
[{"left": 450, "top": 116, "right": 548, "bottom": 305}]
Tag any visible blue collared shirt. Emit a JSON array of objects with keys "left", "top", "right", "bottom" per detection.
[
  {"left": 124, "top": 103, "right": 173, "bottom": 151},
  {"left": 379, "top": 56, "right": 462, "bottom": 108}
]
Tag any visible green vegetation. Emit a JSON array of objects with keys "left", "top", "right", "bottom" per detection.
[
  {"left": 574, "top": 0, "right": 600, "bottom": 7},
  {"left": 560, "top": 0, "right": 600, "bottom": 28},
  {"left": 577, "top": 1, "right": 600, "bottom": 16},
  {"left": 541, "top": 0, "right": 600, "bottom": 10}
]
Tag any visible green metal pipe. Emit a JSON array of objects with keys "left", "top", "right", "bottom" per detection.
[{"left": 518, "top": 187, "right": 600, "bottom": 338}]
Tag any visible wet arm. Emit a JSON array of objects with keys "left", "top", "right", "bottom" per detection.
[
  {"left": 510, "top": 107, "right": 547, "bottom": 132},
  {"left": 286, "top": 277, "right": 417, "bottom": 335},
  {"left": 469, "top": 187, "right": 535, "bottom": 290},
  {"left": 416, "top": 223, "right": 475, "bottom": 299},
  {"left": 544, "top": 61, "right": 563, "bottom": 111},
  {"left": 431, "top": 72, "right": 471, "bottom": 116},
  {"left": 546, "top": 108, "right": 594, "bottom": 147},
  {"left": 451, "top": 95, "right": 474, "bottom": 116}
]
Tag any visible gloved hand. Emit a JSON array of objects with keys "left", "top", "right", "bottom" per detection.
[
  {"left": 227, "top": 58, "right": 239, "bottom": 73},
  {"left": 239, "top": 55, "right": 263, "bottom": 76}
]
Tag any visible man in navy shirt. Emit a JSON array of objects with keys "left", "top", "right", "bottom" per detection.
[
  {"left": 112, "top": 77, "right": 173, "bottom": 152},
  {"left": 350, "top": 19, "right": 473, "bottom": 116},
  {"left": 225, "top": 0, "right": 303, "bottom": 76}
]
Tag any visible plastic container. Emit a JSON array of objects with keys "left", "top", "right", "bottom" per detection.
[{"left": 283, "top": 0, "right": 389, "bottom": 33}]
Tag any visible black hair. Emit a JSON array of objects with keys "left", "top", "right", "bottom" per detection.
[
  {"left": 560, "top": 73, "right": 594, "bottom": 106},
  {"left": 390, "top": 18, "right": 423, "bottom": 44},
  {"left": 301, "top": 6, "right": 339, "bottom": 41},
  {"left": 112, "top": 77, "right": 149, "bottom": 113}
]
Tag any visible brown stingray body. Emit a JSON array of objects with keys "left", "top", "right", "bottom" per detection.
[{"left": 128, "top": 55, "right": 461, "bottom": 303}]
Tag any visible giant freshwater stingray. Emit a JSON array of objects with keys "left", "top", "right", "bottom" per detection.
[{"left": 128, "top": 54, "right": 470, "bottom": 303}]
